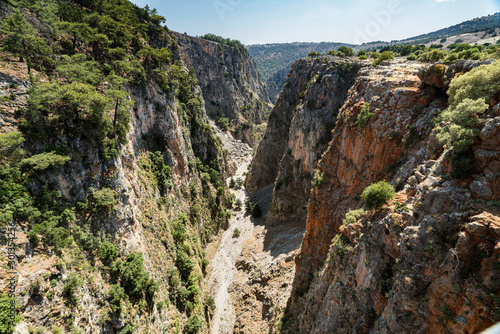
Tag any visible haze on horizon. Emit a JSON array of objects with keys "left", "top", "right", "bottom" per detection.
[{"left": 131, "top": 0, "right": 500, "bottom": 45}]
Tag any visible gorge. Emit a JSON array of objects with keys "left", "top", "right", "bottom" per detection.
[{"left": 0, "top": 1, "right": 499, "bottom": 334}]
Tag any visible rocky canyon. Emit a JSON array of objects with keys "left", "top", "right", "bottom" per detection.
[{"left": 0, "top": 1, "right": 499, "bottom": 334}]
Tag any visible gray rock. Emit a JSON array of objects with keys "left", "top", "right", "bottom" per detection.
[{"left": 470, "top": 180, "right": 493, "bottom": 200}]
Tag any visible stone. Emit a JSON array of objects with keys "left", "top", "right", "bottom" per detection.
[
  {"left": 470, "top": 180, "right": 493, "bottom": 200},
  {"left": 466, "top": 222, "right": 488, "bottom": 236}
]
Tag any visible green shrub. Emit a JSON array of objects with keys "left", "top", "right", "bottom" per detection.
[
  {"left": 407, "top": 53, "right": 416, "bottom": 61},
  {"left": 356, "top": 102, "right": 372, "bottom": 129},
  {"left": 21, "top": 152, "right": 70, "bottom": 171},
  {"left": 176, "top": 249, "right": 194, "bottom": 276},
  {"left": 418, "top": 49, "right": 447, "bottom": 62},
  {"left": 332, "top": 234, "right": 353, "bottom": 259},
  {"left": 448, "top": 60, "right": 500, "bottom": 109},
  {"left": 338, "top": 46, "right": 354, "bottom": 57},
  {"left": 308, "top": 51, "right": 321, "bottom": 58},
  {"left": 0, "top": 293, "right": 21, "bottom": 333},
  {"left": 361, "top": 181, "right": 395, "bottom": 210},
  {"left": 122, "top": 253, "right": 157, "bottom": 302},
  {"left": 394, "top": 202, "right": 409, "bottom": 213},
  {"left": 99, "top": 241, "right": 118, "bottom": 264},
  {"left": 0, "top": 131, "right": 24, "bottom": 161},
  {"left": 62, "top": 273, "right": 82, "bottom": 306},
  {"left": 233, "top": 228, "right": 241, "bottom": 238},
  {"left": 149, "top": 151, "right": 172, "bottom": 193},
  {"left": 359, "top": 55, "right": 367, "bottom": 60},
  {"left": 107, "top": 284, "right": 126, "bottom": 315},
  {"left": 434, "top": 98, "right": 488, "bottom": 153},
  {"left": 92, "top": 188, "right": 117, "bottom": 208},
  {"left": 184, "top": 315, "right": 203, "bottom": 334},
  {"left": 234, "top": 199, "right": 242, "bottom": 211},
  {"left": 216, "top": 117, "right": 230, "bottom": 131},
  {"left": 342, "top": 208, "right": 365, "bottom": 225},
  {"left": 372, "top": 51, "right": 394, "bottom": 66},
  {"left": 313, "top": 170, "right": 325, "bottom": 188},
  {"left": 120, "top": 324, "right": 134, "bottom": 334}
]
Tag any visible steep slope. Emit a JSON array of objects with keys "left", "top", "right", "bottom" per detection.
[
  {"left": 0, "top": 2, "right": 267, "bottom": 333},
  {"left": 247, "top": 57, "right": 364, "bottom": 224},
  {"left": 175, "top": 33, "right": 271, "bottom": 147},
  {"left": 248, "top": 55, "right": 500, "bottom": 333}
]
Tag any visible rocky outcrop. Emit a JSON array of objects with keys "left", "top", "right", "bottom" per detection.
[
  {"left": 246, "top": 57, "right": 363, "bottom": 209},
  {"left": 174, "top": 33, "right": 270, "bottom": 147},
  {"left": 417, "top": 59, "right": 495, "bottom": 89}
]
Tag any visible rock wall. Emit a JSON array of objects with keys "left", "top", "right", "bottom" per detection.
[
  {"left": 248, "top": 57, "right": 500, "bottom": 333},
  {"left": 247, "top": 57, "right": 362, "bottom": 209},
  {"left": 174, "top": 33, "right": 270, "bottom": 147}
]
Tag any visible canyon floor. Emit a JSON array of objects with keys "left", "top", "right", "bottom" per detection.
[{"left": 206, "top": 124, "right": 306, "bottom": 334}]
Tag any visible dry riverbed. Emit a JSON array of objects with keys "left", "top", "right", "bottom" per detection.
[{"left": 207, "top": 124, "right": 305, "bottom": 334}]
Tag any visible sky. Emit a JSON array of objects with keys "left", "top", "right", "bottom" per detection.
[{"left": 131, "top": 0, "right": 500, "bottom": 45}]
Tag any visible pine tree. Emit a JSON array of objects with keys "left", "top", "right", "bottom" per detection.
[{"left": 0, "top": 8, "right": 51, "bottom": 73}]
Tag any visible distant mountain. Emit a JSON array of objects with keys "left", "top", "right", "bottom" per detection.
[
  {"left": 247, "top": 42, "right": 354, "bottom": 101},
  {"left": 249, "top": 12, "right": 500, "bottom": 103},
  {"left": 399, "top": 12, "right": 500, "bottom": 44}
]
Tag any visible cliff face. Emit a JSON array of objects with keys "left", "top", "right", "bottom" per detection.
[
  {"left": 248, "top": 57, "right": 500, "bottom": 333},
  {"left": 174, "top": 33, "right": 270, "bottom": 147},
  {"left": 0, "top": 5, "right": 266, "bottom": 330},
  {"left": 0, "top": 56, "right": 231, "bottom": 333},
  {"left": 246, "top": 57, "right": 362, "bottom": 211}
]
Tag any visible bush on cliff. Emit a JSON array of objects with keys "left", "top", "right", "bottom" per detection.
[
  {"left": 308, "top": 51, "right": 321, "bottom": 58},
  {"left": 372, "top": 51, "right": 394, "bottom": 67},
  {"left": 342, "top": 208, "right": 365, "bottom": 225},
  {"left": 447, "top": 60, "right": 500, "bottom": 109},
  {"left": 361, "top": 181, "right": 395, "bottom": 210},
  {"left": 434, "top": 98, "right": 488, "bottom": 153}
]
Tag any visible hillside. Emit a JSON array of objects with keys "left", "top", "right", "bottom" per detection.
[
  {"left": 1, "top": 1, "right": 500, "bottom": 334},
  {"left": 398, "top": 12, "right": 500, "bottom": 45},
  {"left": 0, "top": 1, "right": 268, "bottom": 333}
]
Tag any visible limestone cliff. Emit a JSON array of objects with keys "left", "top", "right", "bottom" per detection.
[
  {"left": 247, "top": 57, "right": 362, "bottom": 215},
  {"left": 174, "top": 33, "right": 270, "bottom": 147},
  {"left": 249, "top": 56, "right": 500, "bottom": 333},
  {"left": 0, "top": 3, "right": 265, "bottom": 332}
]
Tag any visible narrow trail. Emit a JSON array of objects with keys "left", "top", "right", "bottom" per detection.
[{"left": 207, "top": 123, "right": 257, "bottom": 334}]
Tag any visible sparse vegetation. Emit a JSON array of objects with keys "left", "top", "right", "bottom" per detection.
[
  {"left": 313, "top": 170, "right": 325, "bottom": 188},
  {"left": 342, "top": 208, "right": 365, "bottom": 225},
  {"left": 394, "top": 202, "right": 409, "bottom": 213},
  {"left": 356, "top": 103, "right": 372, "bottom": 129}
]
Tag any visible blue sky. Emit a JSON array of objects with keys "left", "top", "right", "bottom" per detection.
[{"left": 131, "top": 0, "right": 500, "bottom": 45}]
